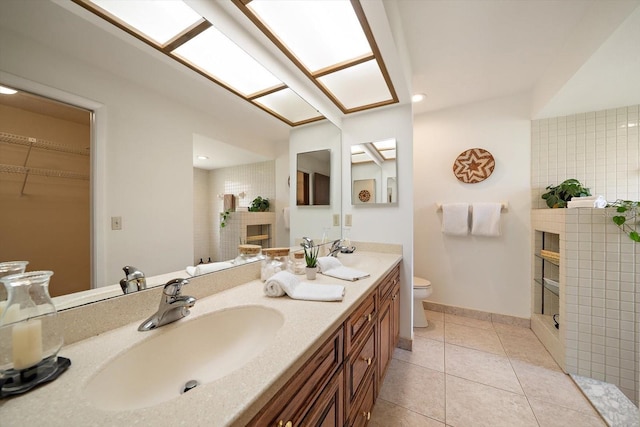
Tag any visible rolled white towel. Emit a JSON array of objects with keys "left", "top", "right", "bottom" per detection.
[
  {"left": 567, "top": 195, "right": 606, "bottom": 208},
  {"left": 265, "top": 271, "right": 345, "bottom": 301},
  {"left": 186, "top": 262, "right": 235, "bottom": 277}
]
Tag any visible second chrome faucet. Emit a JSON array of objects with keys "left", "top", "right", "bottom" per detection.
[{"left": 138, "top": 278, "right": 196, "bottom": 332}]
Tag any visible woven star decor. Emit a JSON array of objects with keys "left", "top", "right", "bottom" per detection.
[{"left": 452, "top": 148, "right": 495, "bottom": 183}]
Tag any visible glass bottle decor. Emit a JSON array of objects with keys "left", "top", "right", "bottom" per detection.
[
  {"left": 0, "top": 261, "right": 29, "bottom": 317},
  {"left": 0, "top": 271, "right": 66, "bottom": 395}
]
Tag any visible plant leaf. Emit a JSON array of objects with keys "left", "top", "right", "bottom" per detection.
[
  {"left": 612, "top": 216, "right": 626, "bottom": 226},
  {"left": 616, "top": 206, "right": 627, "bottom": 213},
  {"left": 630, "top": 231, "right": 640, "bottom": 242}
]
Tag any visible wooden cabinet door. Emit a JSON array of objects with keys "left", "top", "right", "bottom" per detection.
[
  {"left": 378, "top": 297, "right": 392, "bottom": 383},
  {"left": 301, "top": 370, "right": 344, "bottom": 427}
]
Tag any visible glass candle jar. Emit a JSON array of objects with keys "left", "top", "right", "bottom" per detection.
[
  {"left": 234, "top": 244, "right": 263, "bottom": 265},
  {"left": 0, "top": 271, "right": 62, "bottom": 379},
  {"left": 290, "top": 252, "right": 306, "bottom": 275},
  {"left": 260, "top": 248, "right": 291, "bottom": 281}
]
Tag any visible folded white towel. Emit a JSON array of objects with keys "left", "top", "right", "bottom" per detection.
[
  {"left": 567, "top": 195, "right": 606, "bottom": 209},
  {"left": 442, "top": 203, "right": 469, "bottom": 236},
  {"left": 264, "top": 271, "right": 345, "bottom": 301},
  {"left": 471, "top": 203, "right": 502, "bottom": 237},
  {"left": 186, "top": 262, "right": 235, "bottom": 277},
  {"left": 317, "top": 256, "right": 370, "bottom": 281}
]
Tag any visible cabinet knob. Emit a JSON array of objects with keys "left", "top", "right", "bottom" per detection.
[
  {"left": 363, "top": 411, "right": 371, "bottom": 420},
  {"left": 362, "top": 356, "right": 372, "bottom": 366},
  {"left": 277, "top": 421, "right": 292, "bottom": 427}
]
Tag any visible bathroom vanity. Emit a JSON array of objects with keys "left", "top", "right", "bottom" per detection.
[{"left": 1, "top": 250, "right": 402, "bottom": 426}]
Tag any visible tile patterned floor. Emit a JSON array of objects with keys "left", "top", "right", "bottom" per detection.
[{"left": 370, "top": 310, "right": 607, "bottom": 427}]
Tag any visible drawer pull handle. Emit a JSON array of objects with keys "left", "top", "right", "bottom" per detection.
[
  {"left": 362, "top": 356, "right": 372, "bottom": 366},
  {"left": 364, "top": 313, "right": 372, "bottom": 322},
  {"left": 277, "top": 421, "right": 292, "bottom": 427},
  {"left": 363, "top": 411, "right": 371, "bottom": 420}
]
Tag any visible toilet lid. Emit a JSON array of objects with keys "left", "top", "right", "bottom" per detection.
[{"left": 413, "top": 277, "right": 431, "bottom": 288}]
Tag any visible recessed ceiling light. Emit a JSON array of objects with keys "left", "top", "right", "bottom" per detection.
[
  {"left": 411, "top": 93, "right": 426, "bottom": 103},
  {"left": 0, "top": 86, "right": 18, "bottom": 95},
  {"left": 197, "top": 155, "right": 209, "bottom": 160}
]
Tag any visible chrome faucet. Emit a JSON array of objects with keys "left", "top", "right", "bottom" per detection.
[
  {"left": 328, "top": 239, "right": 344, "bottom": 257},
  {"left": 119, "top": 265, "right": 147, "bottom": 294},
  {"left": 138, "top": 278, "right": 196, "bottom": 331}
]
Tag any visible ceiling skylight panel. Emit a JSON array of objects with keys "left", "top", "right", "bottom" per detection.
[
  {"left": 173, "top": 27, "right": 283, "bottom": 97},
  {"left": 91, "top": 0, "right": 202, "bottom": 45},
  {"left": 253, "top": 88, "right": 323, "bottom": 124},
  {"left": 246, "top": 0, "right": 371, "bottom": 72},
  {"left": 318, "top": 60, "right": 392, "bottom": 110}
]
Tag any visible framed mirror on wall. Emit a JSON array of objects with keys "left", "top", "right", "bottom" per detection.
[
  {"left": 351, "top": 138, "right": 397, "bottom": 205},
  {"left": 296, "top": 149, "right": 331, "bottom": 206}
]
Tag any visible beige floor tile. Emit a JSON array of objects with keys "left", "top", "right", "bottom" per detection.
[
  {"left": 528, "top": 397, "right": 607, "bottom": 427},
  {"left": 394, "top": 336, "right": 444, "bottom": 372},
  {"left": 444, "top": 343, "right": 523, "bottom": 394},
  {"left": 444, "top": 322, "right": 505, "bottom": 355},
  {"left": 370, "top": 399, "right": 445, "bottom": 427},
  {"left": 413, "top": 310, "right": 444, "bottom": 342},
  {"left": 378, "top": 359, "right": 445, "bottom": 422},
  {"left": 492, "top": 322, "right": 537, "bottom": 339},
  {"left": 499, "top": 332, "right": 561, "bottom": 370},
  {"left": 445, "top": 375, "right": 538, "bottom": 427},
  {"left": 444, "top": 312, "right": 494, "bottom": 330},
  {"left": 510, "top": 359, "right": 596, "bottom": 414}
]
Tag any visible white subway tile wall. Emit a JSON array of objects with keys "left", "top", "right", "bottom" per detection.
[
  {"left": 531, "top": 105, "right": 640, "bottom": 208},
  {"left": 534, "top": 208, "right": 638, "bottom": 402},
  {"left": 193, "top": 161, "right": 276, "bottom": 263}
]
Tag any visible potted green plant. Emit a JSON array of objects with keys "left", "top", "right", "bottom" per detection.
[
  {"left": 304, "top": 245, "right": 320, "bottom": 280},
  {"left": 541, "top": 179, "right": 591, "bottom": 208},
  {"left": 248, "top": 196, "right": 270, "bottom": 212},
  {"left": 608, "top": 199, "right": 640, "bottom": 242}
]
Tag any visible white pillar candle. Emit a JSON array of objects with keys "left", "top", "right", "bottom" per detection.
[{"left": 12, "top": 319, "right": 43, "bottom": 370}]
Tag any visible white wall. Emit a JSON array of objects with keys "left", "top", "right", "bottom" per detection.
[
  {"left": 342, "top": 104, "right": 414, "bottom": 340},
  {"left": 289, "top": 122, "right": 342, "bottom": 243},
  {"left": 413, "top": 94, "right": 532, "bottom": 318}
]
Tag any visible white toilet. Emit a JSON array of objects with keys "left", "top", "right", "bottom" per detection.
[{"left": 413, "top": 277, "right": 433, "bottom": 328}]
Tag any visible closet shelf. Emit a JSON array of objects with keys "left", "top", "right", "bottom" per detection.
[
  {"left": 0, "top": 131, "right": 90, "bottom": 156},
  {"left": 0, "top": 164, "right": 89, "bottom": 181}
]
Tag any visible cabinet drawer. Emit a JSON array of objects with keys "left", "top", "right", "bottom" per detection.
[
  {"left": 348, "top": 369, "right": 375, "bottom": 427},
  {"left": 345, "top": 292, "right": 376, "bottom": 352},
  {"left": 249, "top": 326, "right": 344, "bottom": 427},
  {"left": 346, "top": 325, "right": 375, "bottom": 408},
  {"left": 378, "top": 266, "right": 400, "bottom": 302}
]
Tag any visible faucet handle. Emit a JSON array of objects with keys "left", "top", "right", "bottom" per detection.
[
  {"left": 120, "top": 265, "right": 146, "bottom": 294},
  {"left": 163, "top": 278, "right": 189, "bottom": 297}
]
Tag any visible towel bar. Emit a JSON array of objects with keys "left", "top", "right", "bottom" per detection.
[{"left": 435, "top": 202, "right": 508, "bottom": 212}]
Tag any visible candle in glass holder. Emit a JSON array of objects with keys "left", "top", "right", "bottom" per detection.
[{"left": 12, "top": 319, "right": 43, "bottom": 370}]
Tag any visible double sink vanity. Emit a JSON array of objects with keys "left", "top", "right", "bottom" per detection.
[{"left": 1, "top": 249, "right": 402, "bottom": 426}]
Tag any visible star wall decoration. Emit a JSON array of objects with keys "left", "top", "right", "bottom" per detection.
[{"left": 452, "top": 148, "right": 495, "bottom": 183}]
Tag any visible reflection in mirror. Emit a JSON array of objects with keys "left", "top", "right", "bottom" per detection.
[
  {"left": 1, "top": 0, "right": 331, "bottom": 311},
  {"left": 296, "top": 150, "right": 331, "bottom": 206},
  {"left": 351, "top": 138, "right": 397, "bottom": 204}
]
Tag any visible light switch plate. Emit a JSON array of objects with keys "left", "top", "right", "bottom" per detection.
[
  {"left": 345, "top": 214, "right": 352, "bottom": 227},
  {"left": 333, "top": 214, "right": 340, "bottom": 226},
  {"left": 111, "top": 216, "right": 122, "bottom": 230}
]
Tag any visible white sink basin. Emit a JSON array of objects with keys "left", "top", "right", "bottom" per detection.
[
  {"left": 336, "top": 254, "right": 378, "bottom": 270},
  {"left": 84, "top": 305, "right": 284, "bottom": 411}
]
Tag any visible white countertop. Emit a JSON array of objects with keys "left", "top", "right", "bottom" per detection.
[{"left": 1, "top": 251, "right": 401, "bottom": 426}]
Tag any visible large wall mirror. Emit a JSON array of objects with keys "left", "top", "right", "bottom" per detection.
[
  {"left": 0, "top": 1, "right": 341, "bottom": 310},
  {"left": 296, "top": 150, "right": 331, "bottom": 206},
  {"left": 351, "top": 138, "right": 397, "bottom": 205}
]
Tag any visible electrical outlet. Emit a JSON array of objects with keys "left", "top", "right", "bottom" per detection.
[
  {"left": 111, "top": 216, "right": 122, "bottom": 230},
  {"left": 345, "top": 214, "right": 352, "bottom": 227},
  {"left": 333, "top": 214, "right": 340, "bottom": 227}
]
